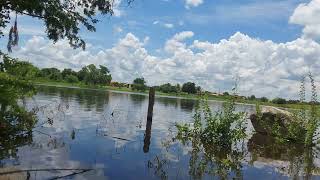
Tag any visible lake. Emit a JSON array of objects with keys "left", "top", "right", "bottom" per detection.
[{"left": 0, "top": 86, "right": 319, "bottom": 179}]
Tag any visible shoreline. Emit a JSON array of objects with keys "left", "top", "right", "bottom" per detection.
[{"left": 34, "top": 83, "right": 292, "bottom": 109}]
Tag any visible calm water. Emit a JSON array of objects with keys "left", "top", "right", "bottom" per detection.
[{"left": 0, "top": 86, "right": 319, "bottom": 179}]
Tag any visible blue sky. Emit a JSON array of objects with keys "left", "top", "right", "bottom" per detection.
[
  {"left": 1, "top": 0, "right": 320, "bottom": 99},
  {"left": 1, "top": 0, "right": 307, "bottom": 52}
]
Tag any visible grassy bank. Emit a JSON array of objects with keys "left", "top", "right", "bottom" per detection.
[{"left": 33, "top": 79, "right": 312, "bottom": 110}]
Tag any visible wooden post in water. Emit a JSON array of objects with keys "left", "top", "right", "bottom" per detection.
[
  {"left": 147, "top": 87, "right": 155, "bottom": 121},
  {"left": 143, "top": 87, "right": 155, "bottom": 153}
]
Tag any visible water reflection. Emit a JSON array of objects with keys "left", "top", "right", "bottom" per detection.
[
  {"left": 0, "top": 86, "right": 320, "bottom": 179},
  {"left": 180, "top": 99, "right": 195, "bottom": 112},
  {"left": 248, "top": 133, "right": 318, "bottom": 179}
]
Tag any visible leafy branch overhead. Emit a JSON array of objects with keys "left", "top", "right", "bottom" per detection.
[{"left": 0, "top": 0, "right": 134, "bottom": 51}]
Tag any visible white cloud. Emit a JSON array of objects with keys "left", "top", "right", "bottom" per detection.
[
  {"left": 11, "top": 31, "right": 320, "bottom": 99},
  {"left": 153, "top": 21, "right": 175, "bottom": 29},
  {"left": 290, "top": 0, "right": 320, "bottom": 40},
  {"left": 164, "top": 23, "right": 174, "bottom": 29},
  {"left": 185, "top": 0, "right": 203, "bottom": 9},
  {"left": 113, "top": 26, "right": 123, "bottom": 33},
  {"left": 8, "top": 0, "right": 320, "bottom": 100},
  {"left": 112, "top": 0, "right": 124, "bottom": 17}
]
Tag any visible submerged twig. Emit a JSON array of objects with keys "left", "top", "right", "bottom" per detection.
[
  {"left": 103, "top": 134, "right": 132, "bottom": 141},
  {"left": 0, "top": 168, "right": 93, "bottom": 176},
  {"left": 49, "top": 169, "right": 92, "bottom": 180}
]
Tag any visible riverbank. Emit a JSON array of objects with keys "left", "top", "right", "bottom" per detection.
[{"left": 33, "top": 80, "right": 311, "bottom": 110}]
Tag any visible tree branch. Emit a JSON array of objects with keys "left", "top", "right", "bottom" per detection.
[
  {"left": 14, "top": 9, "right": 45, "bottom": 19},
  {"left": 0, "top": 168, "right": 93, "bottom": 176}
]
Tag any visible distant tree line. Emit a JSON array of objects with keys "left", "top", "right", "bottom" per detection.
[
  {"left": 39, "top": 65, "right": 112, "bottom": 85},
  {"left": 0, "top": 55, "right": 112, "bottom": 86},
  {"left": 2, "top": 55, "right": 313, "bottom": 105}
]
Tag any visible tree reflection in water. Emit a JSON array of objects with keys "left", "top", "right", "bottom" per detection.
[
  {"left": 0, "top": 73, "right": 37, "bottom": 161},
  {"left": 0, "top": 74, "right": 70, "bottom": 165},
  {"left": 248, "top": 133, "right": 319, "bottom": 179}
]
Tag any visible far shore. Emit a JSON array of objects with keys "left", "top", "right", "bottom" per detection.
[{"left": 34, "top": 82, "right": 307, "bottom": 110}]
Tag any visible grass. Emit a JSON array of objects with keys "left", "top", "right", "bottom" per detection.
[{"left": 33, "top": 79, "right": 314, "bottom": 110}]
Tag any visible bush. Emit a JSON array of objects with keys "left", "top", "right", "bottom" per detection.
[
  {"left": 272, "top": 98, "right": 287, "bottom": 104},
  {"left": 132, "top": 84, "right": 147, "bottom": 92},
  {"left": 65, "top": 75, "right": 79, "bottom": 83},
  {"left": 181, "top": 82, "right": 197, "bottom": 94},
  {"left": 132, "top": 77, "right": 147, "bottom": 92}
]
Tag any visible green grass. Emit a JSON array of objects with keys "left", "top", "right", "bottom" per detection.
[{"left": 33, "top": 79, "right": 314, "bottom": 110}]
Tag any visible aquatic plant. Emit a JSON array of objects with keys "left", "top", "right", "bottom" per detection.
[
  {"left": 176, "top": 95, "right": 247, "bottom": 147},
  {"left": 254, "top": 72, "right": 319, "bottom": 146},
  {"left": 175, "top": 92, "right": 247, "bottom": 178}
]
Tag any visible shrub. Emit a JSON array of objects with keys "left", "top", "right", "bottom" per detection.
[
  {"left": 65, "top": 74, "right": 79, "bottom": 83},
  {"left": 272, "top": 98, "right": 287, "bottom": 104}
]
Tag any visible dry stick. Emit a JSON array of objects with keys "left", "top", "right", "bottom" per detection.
[
  {"left": 0, "top": 168, "right": 93, "bottom": 176},
  {"left": 103, "top": 134, "right": 131, "bottom": 141},
  {"left": 49, "top": 169, "right": 92, "bottom": 180}
]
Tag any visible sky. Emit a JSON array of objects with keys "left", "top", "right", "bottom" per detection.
[{"left": 1, "top": 0, "right": 320, "bottom": 99}]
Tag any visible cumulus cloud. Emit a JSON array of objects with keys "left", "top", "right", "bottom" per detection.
[
  {"left": 113, "top": 26, "right": 123, "bottom": 33},
  {"left": 112, "top": 0, "right": 124, "bottom": 17},
  {"left": 290, "top": 0, "right": 320, "bottom": 40},
  {"left": 7, "top": 0, "right": 320, "bottom": 99},
  {"left": 185, "top": 0, "right": 203, "bottom": 9},
  {"left": 152, "top": 21, "right": 175, "bottom": 29},
  {"left": 11, "top": 31, "right": 320, "bottom": 99}
]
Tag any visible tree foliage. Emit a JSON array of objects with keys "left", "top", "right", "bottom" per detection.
[
  {"left": 181, "top": 82, "right": 197, "bottom": 94},
  {"left": 0, "top": 0, "right": 134, "bottom": 51},
  {"left": 0, "top": 54, "right": 40, "bottom": 79},
  {"left": 78, "top": 64, "right": 112, "bottom": 85},
  {"left": 158, "top": 83, "right": 179, "bottom": 93},
  {"left": 40, "top": 68, "right": 62, "bottom": 81},
  {"left": 132, "top": 77, "right": 147, "bottom": 92},
  {"left": 272, "top": 98, "right": 287, "bottom": 104}
]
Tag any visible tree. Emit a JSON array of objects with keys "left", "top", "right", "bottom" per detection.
[
  {"left": 176, "top": 84, "right": 181, "bottom": 92},
  {"left": 65, "top": 74, "right": 79, "bottom": 83},
  {"left": 132, "top": 77, "right": 147, "bottom": 92},
  {"left": 248, "top": 95, "right": 256, "bottom": 100},
  {"left": 182, "top": 82, "right": 197, "bottom": 94},
  {"left": 61, "top": 68, "right": 77, "bottom": 79},
  {"left": 78, "top": 64, "right": 112, "bottom": 85},
  {"left": 223, "top": 92, "right": 229, "bottom": 96},
  {"left": 272, "top": 98, "right": 287, "bottom": 104},
  {"left": 159, "top": 83, "right": 178, "bottom": 93},
  {"left": 0, "top": 0, "right": 134, "bottom": 51},
  {"left": 196, "top": 86, "right": 201, "bottom": 93},
  {"left": 40, "top": 68, "right": 62, "bottom": 81},
  {"left": 0, "top": 55, "right": 39, "bottom": 79},
  {"left": 260, "top": 97, "right": 269, "bottom": 102}
]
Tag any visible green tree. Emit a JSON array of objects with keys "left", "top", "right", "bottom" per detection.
[
  {"left": 272, "top": 97, "right": 287, "bottom": 104},
  {"left": 0, "top": 55, "right": 39, "bottom": 79},
  {"left": 78, "top": 64, "right": 112, "bottom": 85},
  {"left": 248, "top": 95, "right": 256, "bottom": 100},
  {"left": 61, "top": 68, "right": 77, "bottom": 79},
  {"left": 159, "top": 83, "right": 178, "bottom": 93},
  {"left": 0, "top": 0, "right": 133, "bottom": 51},
  {"left": 40, "top": 68, "right": 62, "bottom": 81},
  {"left": 132, "top": 77, "right": 147, "bottom": 92},
  {"left": 260, "top": 97, "right": 269, "bottom": 102},
  {"left": 182, "top": 82, "right": 197, "bottom": 94},
  {"left": 196, "top": 86, "right": 201, "bottom": 93},
  {"left": 176, "top": 84, "right": 181, "bottom": 92},
  {"left": 65, "top": 74, "right": 79, "bottom": 83}
]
